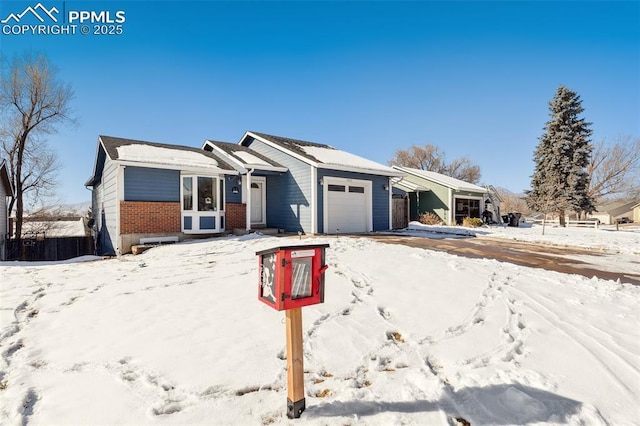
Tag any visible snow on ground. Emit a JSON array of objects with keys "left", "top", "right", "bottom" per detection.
[
  {"left": 404, "top": 221, "right": 640, "bottom": 255},
  {"left": 1, "top": 231, "right": 639, "bottom": 425}
]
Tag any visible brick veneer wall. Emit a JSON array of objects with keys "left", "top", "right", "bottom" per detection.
[
  {"left": 120, "top": 201, "right": 181, "bottom": 234},
  {"left": 225, "top": 203, "right": 246, "bottom": 230}
]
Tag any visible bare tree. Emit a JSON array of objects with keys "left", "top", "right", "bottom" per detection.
[
  {"left": 389, "top": 144, "right": 481, "bottom": 183},
  {"left": 496, "top": 190, "right": 530, "bottom": 217},
  {"left": 0, "top": 53, "right": 75, "bottom": 243},
  {"left": 446, "top": 157, "right": 481, "bottom": 184},
  {"left": 587, "top": 135, "right": 640, "bottom": 203},
  {"left": 390, "top": 145, "right": 446, "bottom": 172}
]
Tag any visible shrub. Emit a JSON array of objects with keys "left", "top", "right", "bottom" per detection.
[
  {"left": 462, "top": 217, "right": 484, "bottom": 228},
  {"left": 418, "top": 212, "right": 442, "bottom": 225}
]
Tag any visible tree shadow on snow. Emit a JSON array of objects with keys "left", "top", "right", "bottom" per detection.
[{"left": 306, "top": 384, "right": 583, "bottom": 425}]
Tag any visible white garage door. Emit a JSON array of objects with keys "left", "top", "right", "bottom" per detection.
[{"left": 325, "top": 179, "right": 371, "bottom": 234}]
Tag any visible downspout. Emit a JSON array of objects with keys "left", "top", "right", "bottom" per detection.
[
  {"left": 448, "top": 187, "right": 453, "bottom": 225},
  {"left": 388, "top": 177, "right": 392, "bottom": 230},
  {"left": 245, "top": 168, "right": 254, "bottom": 231},
  {"left": 84, "top": 184, "right": 97, "bottom": 254},
  {"left": 310, "top": 167, "right": 317, "bottom": 234},
  {"left": 116, "top": 165, "right": 125, "bottom": 255}
]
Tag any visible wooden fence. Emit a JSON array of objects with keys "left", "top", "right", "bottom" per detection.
[{"left": 6, "top": 236, "right": 95, "bottom": 262}]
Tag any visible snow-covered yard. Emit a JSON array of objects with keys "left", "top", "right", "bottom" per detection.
[{"left": 1, "top": 226, "right": 639, "bottom": 425}]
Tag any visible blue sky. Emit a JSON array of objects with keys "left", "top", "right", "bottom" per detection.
[{"left": 1, "top": 0, "right": 638, "bottom": 205}]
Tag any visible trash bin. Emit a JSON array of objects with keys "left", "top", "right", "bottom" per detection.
[{"left": 508, "top": 212, "right": 521, "bottom": 227}]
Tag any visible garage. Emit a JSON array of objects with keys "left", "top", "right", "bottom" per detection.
[{"left": 324, "top": 178, "right": 372, "bottom": 234}]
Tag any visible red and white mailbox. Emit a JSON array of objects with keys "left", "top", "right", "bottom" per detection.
[{"left": 257, "top": 244, "right": 330, "bottom": 311}]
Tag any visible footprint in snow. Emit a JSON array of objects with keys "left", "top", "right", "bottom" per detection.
[{"left": 378, "top": 306, "right": 392, "bottom": 320}]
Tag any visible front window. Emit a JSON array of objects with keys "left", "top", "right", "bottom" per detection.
[
  {"left": 181, "top": 175, "right": 225, "bottom": 233},
  {"left": 198, "top": 177, "right": 217, "bottom": 211}
]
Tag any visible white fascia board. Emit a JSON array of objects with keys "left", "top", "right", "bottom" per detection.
[
  {"left": 244, "top": 164, "right": 288, "bottom": 173},
  {"left": 116, "top": 160, "right": 237, "bottom": 176},
  {"left": 317, "top": 163, "right": 405, "bottom": 177},
  {"left": 86, "top": 137, "right": 110, "bottom": 186},
  {"left": 204, "top": 141, "right": 247, "bottom": 172},
  {"left": 244, "top": 131, "right": 319, "bottom": 167}
]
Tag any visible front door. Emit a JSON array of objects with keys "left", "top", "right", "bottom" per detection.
[{"left": 250, "top": 177, "right": 266, "bottom": 226}]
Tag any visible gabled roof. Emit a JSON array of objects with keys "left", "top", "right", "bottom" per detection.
[
  {"left": 202, "top": 140, "right": 287, "bottom": 173},
  {"left": 595, "top": 199, "right": 639, "bottom": 215},
  {"left": 241, "top": 131, "right": 404, "bottom": 177},
  {"left": 0, "top": 159, "right": 14, "bottom": 196},
  {"left": 86, "top": 136, "right": 236, "bottom": 186},
  {"left": 392, "top": 166, "right": 488, "bottom": 193}
]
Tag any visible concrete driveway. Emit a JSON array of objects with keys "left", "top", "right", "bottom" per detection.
[{"left": 364, "top": 234, "right": 640, "bottom": 285}]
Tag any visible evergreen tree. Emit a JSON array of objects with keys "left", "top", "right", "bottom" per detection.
[{"left": 526, "top": 86, "right": 595, "bottom": 225}]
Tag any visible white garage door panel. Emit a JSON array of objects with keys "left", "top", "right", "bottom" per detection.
[{"left": 326, "top": 182, "right": 370, "bottom": 234}]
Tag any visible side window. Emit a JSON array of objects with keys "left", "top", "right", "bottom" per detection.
[{"left": 182, "top": 177, "right": 193, "bottom": 210}]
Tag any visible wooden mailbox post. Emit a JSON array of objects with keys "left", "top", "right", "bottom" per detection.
[{"left": 256, "top": 244, "right": 330, "bottom": 419}]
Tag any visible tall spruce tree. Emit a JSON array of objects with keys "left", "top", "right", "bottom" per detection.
[{"left": 526, "top": 86, "right": 595, "bottom": 226}]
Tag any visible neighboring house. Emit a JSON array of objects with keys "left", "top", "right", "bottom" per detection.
[
  {"left": 85, "top": 136, "right": 238, "bottom": 255},
  {"left": 204, "top": 131, "right": 404, "bottom": 235},
  {"left": 1, "top": 160, "right": 14, "bottom": 261},
  {"left": 391, "top": 166, "right": 489, "bottom": 225},
  {"left": 13, "top": 216, "right": 93, "bottom": 261},
  {"left": 633, "top": 203, "right": 640, "bottom": 224},
  {"left": 589, "top": 199, "right": 639, "bottom": 225},
  {"left": 19, "top": 216, "right": 90, "bottom": 238}
]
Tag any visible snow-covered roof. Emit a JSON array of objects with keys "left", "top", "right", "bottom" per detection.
[
  {"left": 233, "top": 151, "right": 271, "bottom": 166},
  {"left": 244, "top": 132, "right": 404, "bottom": 177},
  {"left": 202, "top": 140, "right": 287, "bottom": 173},
  {"left": 97, "top": 136, "right": 236, "bottom": 175},
  {"left": 392, "top": 166, "right": 488, "bottom": 193},
  {"left": 116, "top": 144, "right": 225, "bottom": 170},
  {"left": 20, "top": 217, "right": 88, "bottom": 238}
]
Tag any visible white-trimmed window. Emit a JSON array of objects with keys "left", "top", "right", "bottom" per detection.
[{"left": 181, "top": 175, "right": 225, "bottom": 233}]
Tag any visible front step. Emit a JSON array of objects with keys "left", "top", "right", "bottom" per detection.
[{"left": 232, "top": 228, "right": 283, "bottom": 236}]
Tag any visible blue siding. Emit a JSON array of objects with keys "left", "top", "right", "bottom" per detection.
[
  {"left": 224, "top": 175, "right": 242, "bottom": 204},
  {"left": 317, "top": 170, "right": 390, "bottom": 233},
  {"left": 263, "top": 173, "right": 308, "bottom": 232},
  {"left": 246, "top": 139, "right": 312, "bottom": 232},
  {"left": 124, "top": 167, "right": 180, "bottom": 202}
]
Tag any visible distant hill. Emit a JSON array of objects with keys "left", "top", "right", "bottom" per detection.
[
  {"left": 23, "top": 202, "right": 91, "bottom": 218},
  {"left": 493, "top": 186, "right": 526, "bottom": 199}
]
